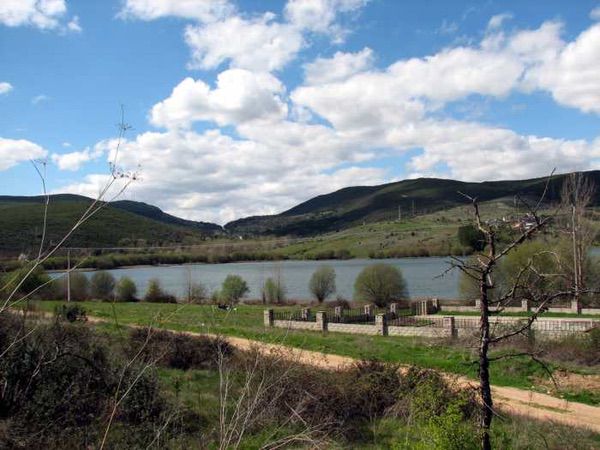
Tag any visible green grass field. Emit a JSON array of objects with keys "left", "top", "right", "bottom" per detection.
[{"left": 30, "top": 301, "right": 600, "bottom": 406}]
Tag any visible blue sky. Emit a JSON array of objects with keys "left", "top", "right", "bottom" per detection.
[{"left": 1, "top": 0, "right": 599, "bottom": 223}]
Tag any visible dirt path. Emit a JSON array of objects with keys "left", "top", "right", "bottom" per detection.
[
  {"left": 83, "top": 315, "right": 600, "bottom": 433},
  {"left": 194, "top": 332, "right": 600, "bottom": 433}
]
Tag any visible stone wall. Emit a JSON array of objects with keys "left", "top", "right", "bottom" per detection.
[
  {"left": 266, "top": 309, "right": 597, "bottom": 340},
  {"left": 388, "top": 326, "right": 450, "bottom": 338},
  {"left": 327, "top": 323, "right": 383, "bottom": 335}
]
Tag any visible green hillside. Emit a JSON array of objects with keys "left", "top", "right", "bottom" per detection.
[
  {"left": 225, "top": 171, "right": 600, "bottom": 236},
  {"left": 0, "top": 195, "right": 222, "bottom": 256}
]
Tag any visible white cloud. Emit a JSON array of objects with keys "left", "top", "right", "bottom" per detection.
[
  {"left": 52, "top": 151, "right": 92, "bottom": 171},
  {"left": 590, "top": 6, "right": 600, "bottom": 21},
  {"left": 58, "top": 128, "right": 385, "bottom": 223},
  {"left": 0, "top": 137, "right": 47, "bottom": 171},
  {"left": 183, "top": 0, "right": 369, "bottom": 72},
  {"left": 304, "top": 47, "right": 373, "bottom": 84},
  {"left": 523, "top": 23, "right": 600, "bottom": 114},
  {"left": 487, "top": 12, "right": 512, "bottom": 30},
  {"left": 0, "top": 0, "right": 80, "bottom": 32},
  {"left": 150, "top": 69, "right": 288, "bottom": 129},
  {"left": 31, "top": 94, "right": 50, "bottom": 105},
  {"left": 0, "top": 82, "right": 13, "bottom": 95},
  {"left": 184, "top": 14, "right": 304, "bottom": 72},
  {"left": 399, "top": 120, "right": 600, "bottom": 181},
  {"left": 66, "top": 15, "right": 81, "bottom": 32},
  {"left": 118, "top": 0, "right": 234, "bottom": 23},
  {"left": 284, "top": 0, "right": 367, "bottom": 41}
]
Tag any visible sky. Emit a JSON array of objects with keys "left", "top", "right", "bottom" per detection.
[{"left": 1, "top": 0, "right": 600, "bottom": 225}]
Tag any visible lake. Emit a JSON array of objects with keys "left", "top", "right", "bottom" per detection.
[{"left": 82, "top": 257, "right": 461, "bottom": 301}]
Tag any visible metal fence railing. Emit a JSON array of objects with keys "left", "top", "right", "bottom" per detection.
[
  {"left": 329, "top": 308, "right": 375, "bottom": 324},
  {"left": 272, "top": 310, "right": 317, "bottom": 322},
  {"left": 388, "top": 315, "right": 445, "bottom": 328}
]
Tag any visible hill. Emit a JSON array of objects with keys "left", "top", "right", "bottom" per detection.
[
  {"left": 0, "top": 194, "right": 223, "bottom": 256},
  {"left": 225, "top": 171, "right": 600, "bottom": 236}
]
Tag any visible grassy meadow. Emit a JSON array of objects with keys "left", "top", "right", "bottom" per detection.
[{"left": 28, "top": 301, "right": 600, "bottom": 406}]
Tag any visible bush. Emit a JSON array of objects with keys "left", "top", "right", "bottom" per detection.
[
  {"left": 263, "top": 277, "right": 286, "bottom": 304},
  {"left": 354, "top": 264, "right": 408, "bottom": 306},
  {"left": 90, "top": 271, "right": 116, "bottom": 300},
  {"left": 144, "top": 278, "right": 177, "bottom": 303},
  {"left": 309, "top": 265, "right": 336, "bottom": 303},
  {"left": 457, "top": 224, "right": 485, "bottom": 251},
  {"left": 186, "top": 282, "right": 207, "bottom": 304},
  {"left": 0, "top": 265, "right": 53, "bottom": 300},
  {"left": 56, "top": 271, "right": 90, "bottom": 301},
  {"left": 0, "top": 315, "right": 179, "bottom": 447},
  {"left": 55, "top": 304, "right": 87, "bottom": 322},
  {"left": 116, "top": 276, "right": 138, "bottom": 302},
  {"left": 127, "top": 328, "right": 233, "bottom": 371},
  {"left": 220, "top": 274, "right": 249, "bottom": 304}
]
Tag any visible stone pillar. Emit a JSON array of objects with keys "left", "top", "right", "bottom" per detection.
[
  {"left": 264, "top": 309, "right": 274, "bottom": 327},
  {"left": 334, "top": 306, "right": 343, "bottom": 320},
  {"left": 389, "top": 303, "right": 398, "bottom": 315},
  {"left": 316, "top": 310, "right": 327, "bottom": 331},
  {"left": 364, "top": 304, "right": 374, "bottom": 317},
  {"left": 475, "top": 299, "right": 481, "bottom": 309},
  {"left": 443, "top": 316, "right": 456, "bottom": 338},
  {"left": 376, "top": 313, "right": 388, "bottom": 336},
  {"left": 521, "top": 299, "right": 529, "bottom": 312},
  {"left": 301, "top": 308, "right": 311, "bottom": 321},
  {"left": 571, "top": 299, "right": 581, "bottom": 314},
  {"left": 431, "top": 298, "right": 439, "bottom": 312}
]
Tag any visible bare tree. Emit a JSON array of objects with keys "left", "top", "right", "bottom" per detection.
[
  {"left": 450, "top": 174, "right": 577, "bottom": 450},
  {"left": 560, "top": 172, "right": 596, "bottom": 311}
]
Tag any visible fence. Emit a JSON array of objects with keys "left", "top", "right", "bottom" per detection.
[{"left": 265, "top": 306, "right": 598, "bottom": 340}]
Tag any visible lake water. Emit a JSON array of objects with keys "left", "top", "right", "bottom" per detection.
[{"left": 84, "top": 257, "right": 461, "bottom": 301}]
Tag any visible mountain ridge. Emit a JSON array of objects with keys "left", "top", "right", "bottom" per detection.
[{"left": 224, "top": 171, "right": 600, "bottom": 236}]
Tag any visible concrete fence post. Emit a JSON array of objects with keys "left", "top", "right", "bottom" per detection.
[
  {"left": 316, "top": 311, "right": 327, "bottom": 332},
  {"left": 475, "top": 299, "right": 481, "bottom": 309},
  {"left": 443, "top": 316, "right": 456, "bottom": 338},
  {"left": 301, "top": 308, "right": 311, "bottom": 321},
  {"left": 521, "top": 299, "right": 530, "bottom": 312},
  {"left": 375, "top": 313, "right": 388, "bottom": 336},
  {"left": 264, "top": 309, "right": 274, "bottom": 327},
  {"left": 364, "top": 304, "right": 374, "bottom": 317},
  {"left": 571, "top": 299, "right": 581, "bottom": 314},
  {"left": 334, "top": 306, "right": 343, "bottom": 320}
]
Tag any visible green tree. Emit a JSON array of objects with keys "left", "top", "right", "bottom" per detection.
[
  {"left": 187, "top": 282, "right": 208, "bottom": 304},
  {"left": 116, "top": 276, "right": 138, "bottom": 302},
  {"left": 90, "top": 271, "right": 116, "bottom": 300},
  {"left": 459, "top": 238, "right": 566, "bottom": 302},
  {"left": 309, "top": 265, "right": 336, "bottom": 303},
  {"left": 220, "top": 275, "right": 249, "bottom": 304},
  {"left": 144, "top": 278, "right": 176, "bottom": 303},
  {"left": 354, "top": 264, "right": 407, "bottom": 307},
  {"left": 1, "top": 264, "right": 52, "bottom": 300},
  {"left": 64, "top": 272, "right": 90, "bottom": 301},
  {"left": 457, "top": 224, "right": 485, "bottom": 251},
  {"left": 263, "top": 277, "right": 286, "bottom": 304}
]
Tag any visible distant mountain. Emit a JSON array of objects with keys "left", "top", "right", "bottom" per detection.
[
  {"left": 111, "top": 200, "right": 222, "bottom": 233},
  {"left": 225, "top": 171, "right": 600, "bottom": 236},
  {"left": 0, "top": 194, "right": 223, "bottom": 256}
]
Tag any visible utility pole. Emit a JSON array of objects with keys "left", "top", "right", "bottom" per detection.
[
  {"left": 67, "top": 248, "right": 71, "bottom": 302},
  {"left": 398, "top": 205, "right": 402, "bottom": 221}
]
